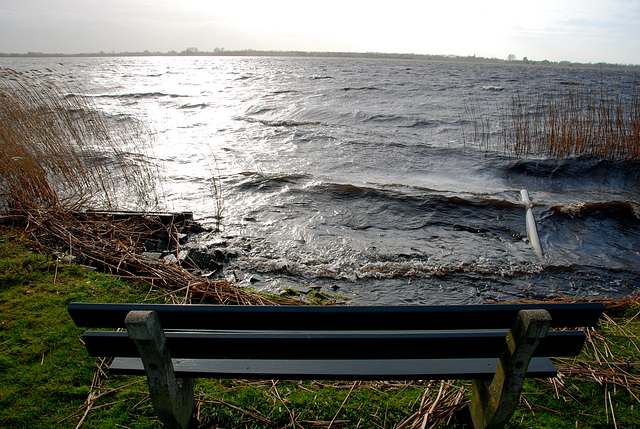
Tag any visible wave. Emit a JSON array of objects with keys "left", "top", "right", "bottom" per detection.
[
  {"left": 482, "top": 85, "right": 505, "bottom": 91},
  {"left": 504, "top": 157, "right": 640, "bottom": 190},
  {"left": 178, "top": 103, "right": 209, "bottom": 109},
  {"left": 240, "top": 106, "right": 444, "bottom": 131},
  {"left": 243, "top": 117, "right": 322, "bottom": 127},
  {"left": 406, "top": 119, "right": 439, "bottom": 128},
  {"left": 345, "top": 110, "right": 443, "bottom": 129},
  {"left": 243, "top": 254, "right": 544, "bottom": 281},
  {"left": 231, "top": 171, "right": 312, "bottom": 192},
  {"left": 235, "top": 176, "right": 525, "bottom": 239},
  {"left": 243, "top": 106, "right": 277, "bottom": 115},
  {"left": 362, "top": 113, "right": 406, "bottom": 124},
  {"left": 547, "top": 200, "right": 640, "bottom": 221},
  {"left": 228, "top": 173, "right": 521, "bottom": 216},
  {"left": 94, "top": 92, "right": 186, "bottom": 99},
  {"left": 341, "top": 86, "right": 384, "bottom": 91},
  {"left": 233, "top": 175, "right": 521, "bottom": 214},
  {"left": 269, "top": 89, "right": 297, "bottom": 95}
]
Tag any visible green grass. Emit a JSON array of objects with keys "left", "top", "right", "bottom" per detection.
[
  {"left": 194, "top": 380, "right": 439, "bottom": 428},
  {"left": 0, "top": 226, "right": 161, "bottom": 428},
  {"left": 0, "top": 225, "right": 638, "bottom": 428}
]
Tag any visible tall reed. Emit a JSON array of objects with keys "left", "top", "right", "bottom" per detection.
[
  {"left": 470, "top": 77, "right": 640, "bottom": 161},
  {"left": 0, "top": 68, "right": 158, "bottom": 212}
]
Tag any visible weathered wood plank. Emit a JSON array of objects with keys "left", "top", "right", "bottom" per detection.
[
  {"left": 109, "top": 356, "right": 558, "bottom": 380},
  {"left": 82, "top": 329, "right": 586, "bottom": 359},
  {"left": 69, "top": 302, "right": 605, "bottom": 330}
]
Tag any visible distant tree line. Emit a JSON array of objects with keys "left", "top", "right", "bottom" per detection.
[{"left": 0, "top": 49, "right": 637, "bottom": 69}]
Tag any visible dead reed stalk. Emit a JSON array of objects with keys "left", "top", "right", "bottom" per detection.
[
  {"left": 508, "top": 80, "right": 640, "bottom": 159},
  {"left": 0, "top": 67, "right": 158, "bottom": 212},
  {"left": 395, "top": 381, "right": 468, "bottom": 429}
]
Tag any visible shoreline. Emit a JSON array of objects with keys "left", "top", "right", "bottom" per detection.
[{"left": 0, "top": 223, "right": 638, "bottom": 427}]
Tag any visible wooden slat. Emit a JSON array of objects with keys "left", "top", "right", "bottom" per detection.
[
  {"left": 69, "top": 302, "right": 604, "bottom": 330},
  {"left": 83, "top": 330, "right": 586, "bottom": 360},
  {"left": 109, "top": 357, "right": 558, "bottom": 380}
]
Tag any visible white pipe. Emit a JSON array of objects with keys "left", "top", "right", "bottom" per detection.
[{"left": 520, "top": 189, "right": 544, "bottom": 261}]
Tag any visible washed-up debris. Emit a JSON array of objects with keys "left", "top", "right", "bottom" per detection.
[{"left": 23, "top": 208, "right": 302, "bottom": 305}]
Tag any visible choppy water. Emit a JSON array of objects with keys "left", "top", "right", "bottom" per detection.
[{"left": 3, "top": 56, "right": 639, "bottom": 304}]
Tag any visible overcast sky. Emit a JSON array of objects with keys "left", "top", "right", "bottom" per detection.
[{"left": 1, "top": 0, "right": 639, "bottom": 64}]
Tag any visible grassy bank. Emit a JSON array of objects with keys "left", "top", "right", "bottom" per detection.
[
  {"left": 0, "top": 225, "right": 165, "bottom": 428},
  {"left": 1, "top": 225, "right": 638, "bottom": 428}
]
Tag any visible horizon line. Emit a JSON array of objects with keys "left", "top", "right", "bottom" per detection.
[{"left": 1, "top": 49, "right": 638, "bottom": 68}]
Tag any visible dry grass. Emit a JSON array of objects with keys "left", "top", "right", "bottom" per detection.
[
  {"left": 398, "top": 295, "right": 640, "bottom": 428},
  {"left": 510, "top": 295, "right": 640, "bottom": 424},
  {"left": 0, "top": 67, "right": 158, "bottom": 211},
  {"left": 546, "top": 296, "right": 640, "bottom": 399},
  {"left": 394, "top": 381, "right": 469, "bottom": 429}
]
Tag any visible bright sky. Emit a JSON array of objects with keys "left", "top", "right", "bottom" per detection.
[{"left": 1, "top": 0, "right": 639, "bottom": 64}]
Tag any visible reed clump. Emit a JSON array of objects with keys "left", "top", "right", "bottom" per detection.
[
  {"left": 472, "top": 77, "right": 640, "bottom": 160},
  {"left": 0, "top": 67, "right": 157, "bottom": 211}
]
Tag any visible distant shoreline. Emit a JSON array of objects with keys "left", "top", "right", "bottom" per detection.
[{"left": 1, "top": 49, "right": 638, "bottom": 69}]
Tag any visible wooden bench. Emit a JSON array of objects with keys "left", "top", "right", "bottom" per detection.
[{"left": 68, "top": 302, "right": 604, "bottom": 429}]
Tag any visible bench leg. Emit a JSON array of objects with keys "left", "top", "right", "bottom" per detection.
[
  {"left": 470, "top": 309, "right": 551, "bottom": 429},
  {"left": 125, "top": 310, "right": 195, "bottom": 429}
]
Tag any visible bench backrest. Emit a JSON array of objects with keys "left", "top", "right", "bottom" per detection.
[
  {"left": 69, "top": 302, "right": 604, "bottom": 330},
  {"left": 69, "top": 302, "right": 603, "bottom": 361}
]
